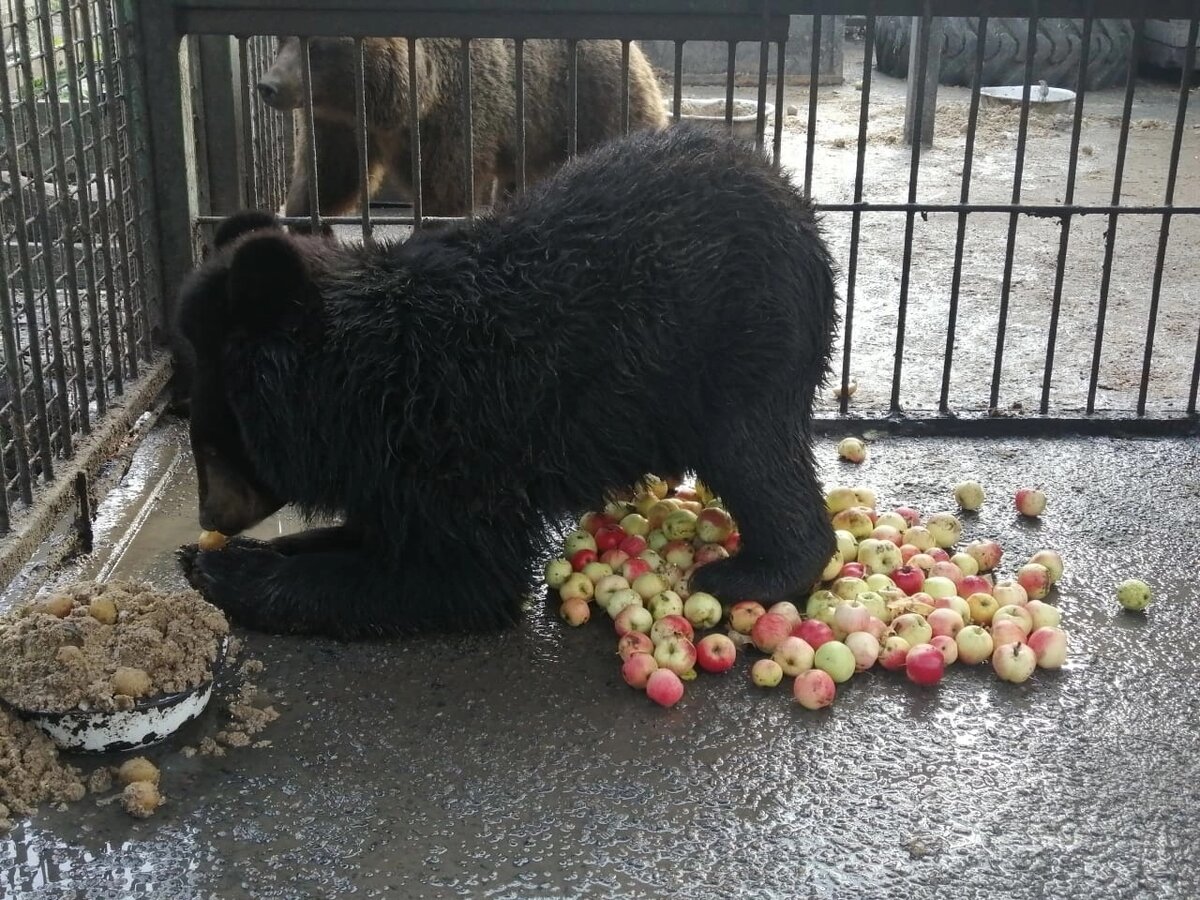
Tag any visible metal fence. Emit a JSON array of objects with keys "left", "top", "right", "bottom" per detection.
[
  {"left": 2, "top": 0, "right": 1196, "bottom": 537},
  {"left": 0, "top": 0, "right": 162, "bottom": 537},
  {"left": 150, "top": 0, "right": 1199, "bottom": 438}
]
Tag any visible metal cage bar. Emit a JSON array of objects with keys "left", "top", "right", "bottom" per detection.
[
  {"left": 988, "top": 8, "right": 1041, "bottom": 413},
  {"left": 1039, "top": 12, "right": 1094, "bottom": 414},
  {"left": 1137, "top": 15, "right": 1198, "bottom": 417},
  {"left": 353, "top": 36, "right": 372, "bottom": 244},
  {"left": 939, "top": 15, "right": 989, "bottom": 414},
  {"left": 1086, "top": 17, "right": 1143, "bottom": 413}
]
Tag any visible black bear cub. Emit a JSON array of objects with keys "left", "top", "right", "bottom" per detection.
[{"left": 176, "top": 125, "right": 839, "bottom": 639}]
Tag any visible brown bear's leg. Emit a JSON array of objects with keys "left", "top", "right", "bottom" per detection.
[{"left": 285, "top": 119, "right": 368, "bottom": 223}]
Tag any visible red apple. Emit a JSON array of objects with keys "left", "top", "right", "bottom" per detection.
[
  {"left": 838, "top": 562, "right": 867, "bottom": 580},
  {"left": 905, "top": 643, "right": 945, "bottom": 686},
  {"left": 696, "top": 633, "right": 737, "bottom": 673},
  {"left": 650, "top": 614, "right": 694, "bottom": 645},
  {"left": 580, "top": 511, "right": 617, "bottom": 535},
  {"left": 570, "top": 549, "right": 597, "bottom": 571},
  {"left": 692, "top": 543, "right": 730, "bottom": 567},
  {"left": 594, "top": 524, "right": 627, "bottom": 553},
  {"left": 1015, "top": 488, "right": 1047, "bottom": 518},
  {"left": 599, "top": 548, "right": 630, "bottom": 570},
  {"left": 696, "top": 507, "right": 734, "bottom": 544},
  {"left": 559, "top": 598, "right": 590, "bottom": 626},
  {"left": 620, "top": 557, "right": 652, "bottom": 582},
  {"left": 1026, "top": 626, "right": 1067, "bottom": 669},
  {"left": 793, "top": 669, "right": 836, "bottom": 709},
  {"left": 750, "top": 613, "right": 793, "bottom": 654},
  {"left": 958, "top": 575, "right": 992, "bottom": 598},
  {"left": 617, "top": 632, "right": 654, "bottom": 660},
  {"left": 771, "top": 636, "right": 815, "bottom": 677},
  {"left": 728, "top": 600, "right": 766, "bottom": 634},
  {"left": 992, "top": 641, "right": 1037, "bottom": 683},
  {"left": 792, "top": 619, "right": 835, "bottom": 650},
  {"left": 622, "top": 652, "right": 659, "bottom": 688},
  {"left": 891, "top": 565, "right": 925, "bottom": 596},
  {"left": 653, "top": 636, "right": 697, "bottom": 675},
  {"left": 877, "top": 636, "right": 910, "bottom": 671},
  {"left": 645, "top": 668, "right": 685, "bottom": 706},
  {"left": 930, "top": 634, "right": 958, "bottom": 665},
  {"left": 618, "top": 534, "right": 649, "bottom": 557}
]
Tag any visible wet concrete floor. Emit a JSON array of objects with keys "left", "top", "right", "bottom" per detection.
[{"left": 2, "top": 415, "right": 1199, "bottom": 899}]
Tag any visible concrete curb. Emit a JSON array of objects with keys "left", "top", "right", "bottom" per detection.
[{"left": 0, "top": 354, "right": 172, "bottom": 589}]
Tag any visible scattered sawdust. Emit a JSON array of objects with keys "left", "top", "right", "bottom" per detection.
[
  {"left": 121, "top": 781, "right": 163, "bottom": 819},
  {"left": 0, "top": 590, "right": 279, "bottom": 830},
  {"left": 0, "top": 580, "right": 229, "bottom": 713},
  {"left": 87, "top": 766, "right": 112, "bottom": 794},
  {"left": 0, "top": 705, "right": 86, "bottom": 824}
]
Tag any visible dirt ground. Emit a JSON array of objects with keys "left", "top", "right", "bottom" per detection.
[{"left": 780, "top": 39, "right": 1199, "bottom": 418}]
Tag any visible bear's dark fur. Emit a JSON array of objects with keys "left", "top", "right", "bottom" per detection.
[
  {"left": 257, "top": 37, "right": 668, "bottom": 219},
  {"left": 175, "top": 125, "right": 838, "bottom": 639}
]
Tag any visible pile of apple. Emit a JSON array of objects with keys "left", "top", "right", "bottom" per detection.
[{"left": 544, "top": 474, "right": 1080, "bottom": 710}]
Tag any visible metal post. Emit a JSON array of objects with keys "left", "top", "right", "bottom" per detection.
[
  {"left": 904, "top": 16, "right": 943, "bottom": 146},
  {"left": 196, "top": 36, "right": 244, "bottom": 216},
  {"left": 134, "top": 1, "right": 201, "bottom": 395}
]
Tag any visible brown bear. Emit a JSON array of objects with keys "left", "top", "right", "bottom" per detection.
[{"left": 256, "top": 37, "right": 668, "bottom": 219}]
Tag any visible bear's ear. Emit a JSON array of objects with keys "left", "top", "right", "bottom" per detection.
[
  {"left": 213, "top": 210, "right": 281, "bottom": 249},
  {"left": 226, "top": 232, "right": 316, "bottom": 336}
]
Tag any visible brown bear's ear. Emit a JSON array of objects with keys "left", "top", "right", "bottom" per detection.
[
  {"left": 226, "top": 232, "right": 316, "bottom": 337},
  {"left": 213, "top": 210, "right": 281, "bottom": 249}
]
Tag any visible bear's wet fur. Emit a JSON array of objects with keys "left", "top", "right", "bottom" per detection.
[{"left": 175, "top": 125, "right": 839, "bottom": 639}]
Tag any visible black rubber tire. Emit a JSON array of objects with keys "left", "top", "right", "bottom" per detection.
[{"left": 873, "top": 17, "right": 1135, "bottom": 91}]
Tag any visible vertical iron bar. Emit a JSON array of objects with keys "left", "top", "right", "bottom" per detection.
[
  {"left": 725, "top": 41, "right": 736, "bottom": 132},
  {"left": 59, "top": 0, "right": 107, "bottom": 416},
  {"left": 989, "top": 10, "right": 1041, "bottom": 412},
  {"left": 0, "top": 270, "right": 34, "bottom": 504},
  {"left": 0, "top": 418, "right": 9, "bottom": 529},
  {"left": 840, "top": 16, "right": 876, "bottom": 416},
  {"left": 109, "top": 0, "right": 155, "bottom": 361},
  {"left": 0, "top": 21, "right": 55, "bottom": 482},
  {"left": 246, "top": 36, "right": 261, "bottom": 209},
  {"left": 42, "top": 0, "right": 90, "bottom": 430},
  {"left": 755, "top": 3, "right": 770, "bottom": 153},
  {"left": 1040, "top": 13, "right": 1094, "bottom": 414},
  {"left": 19, "top": 0, "right": 75, "bottom": 451},
  {"left": 299, "top": 36, "right": 320, "bottom": 231},
  {"left": 237, "top": 37, "right": 255, "bottom": 209},
  {"left": 1137, "top": 15, "right": 1197, "bottom": 416},
  {"left": 620, "top": 39, "right": 630, "bottom": 134},
  {"left": 94, "top": 0, "right": 139, "bottom": 381},
  {"left": 672, "top": 41, "right": 682, "bottom": 123},
  {"left": 353, "top": 37, "right": 372, "bottom": 244},
  {"left": 252, "top": 37, "right": 268, "bottom": 209},
  {"left": 1087, "top": 18, "right": 1143, "bottom": 413},
  {"left": 77, "top": 0, "right": 122, "bottom": 395},
  {"left": 804, "top": 14, "right": 821, "bottom": 198},
  {"left": 939, "top": 16, "right": 990, "bottom": 414},
  {"left": 772, "top": 40, "right": 784, "bottom": 169},
  {"left": 407, "top": 37, "right": 423, "bottom": 228},
  {"left": 567, "top": 39, "right": 578, "bottom": 158},
  {"left": 889, "top": 2, "right": 933, "bottom": 413},
  {"left": 460, "top": 38, "right": 475, "bottom": 214},
  {"left": 515, "top": 38, "right": 526, "bottom": 194},
  {"left": 1191, "top": 312, "right": 1200, "bottom": 414}
]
